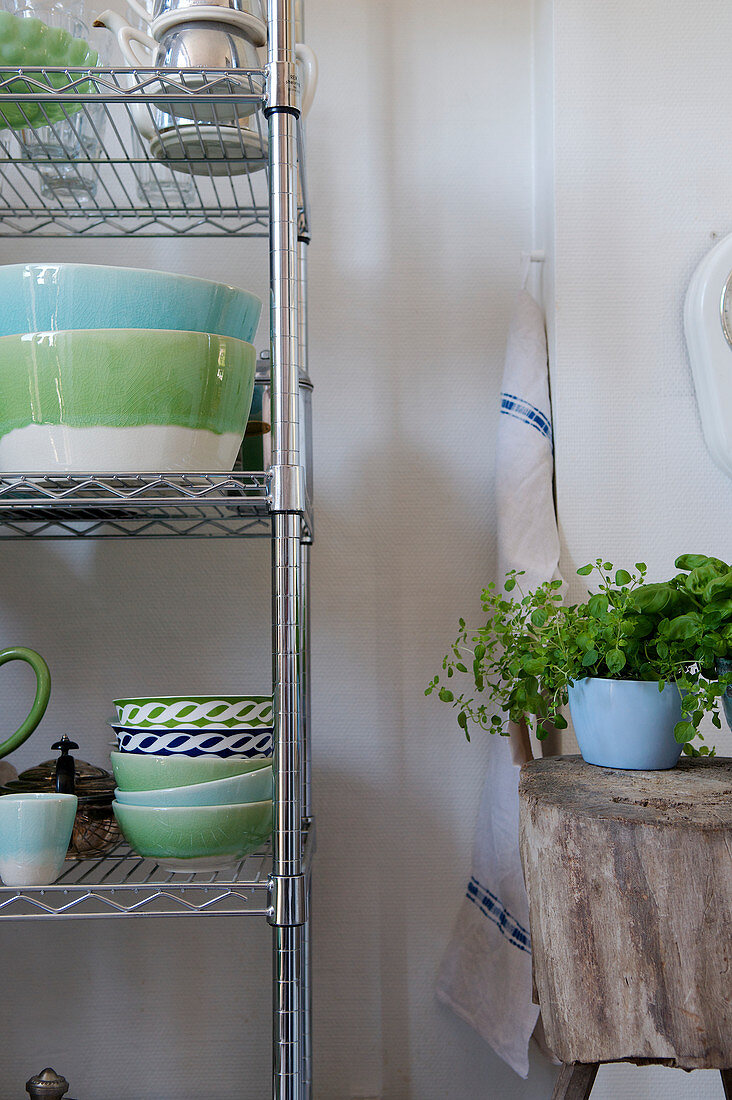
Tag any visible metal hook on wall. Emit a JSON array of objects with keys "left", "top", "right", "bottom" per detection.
[{"left": 520, "top": 249, "right": 545, "bottom": 291}]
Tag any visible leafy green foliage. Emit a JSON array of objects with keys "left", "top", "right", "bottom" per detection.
[{"left": 425, "top": 555, "right": 732, "bottom": 751}]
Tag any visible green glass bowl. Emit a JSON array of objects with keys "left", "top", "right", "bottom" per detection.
[
  {"left": 113, "top": 798, "right": 273, "bottom": 871},
  {"left": 0, "top": 12, "right": 98, "bottom": 131},
  {"left": 110, "top": 751, "right": 271, "bottom": 792}
]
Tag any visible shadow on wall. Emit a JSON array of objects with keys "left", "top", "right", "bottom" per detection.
[
  {"left": 0, "top": 914, "right": 272, "bottom": 1097},
  {"left": 0, "top": 537, "right": 272, "bottom": 774}
]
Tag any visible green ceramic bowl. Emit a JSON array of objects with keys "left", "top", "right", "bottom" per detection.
[
  {"left": 0, "top": 329, "right": 256, "bottom": 474},
  {"left": 114, "top": 766, "right": 273, "bottom": 807},
  {"left": 0, "top": 12, "right": 98, "bottom": 131},
  {"left": 113, "top": 798, "right": 273, "bottom": 871},
  {"left": 110, "top": 751, "right": 270, "bottom": 792}
]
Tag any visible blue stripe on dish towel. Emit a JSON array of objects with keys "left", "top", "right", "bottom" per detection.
[
  {"left": 465, "top": 876, "right": 532, "bottom": 954},
  {"left": 500, "top": 392, "right": 552, "bottom": 443}
]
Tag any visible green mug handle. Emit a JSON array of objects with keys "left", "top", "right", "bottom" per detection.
[{"left": 0, "top": 647, "right": 51, "bottom": 759}]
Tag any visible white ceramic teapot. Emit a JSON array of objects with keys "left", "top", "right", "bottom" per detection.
[
  {"left": 94, "top": 8, "right": 317, "bottom": 126},
  {"left": 94, "top": 8, "right": 257, "bottom": 124},
  {"left": 124, "top": 0, "right": 267, "bottom": 46}
]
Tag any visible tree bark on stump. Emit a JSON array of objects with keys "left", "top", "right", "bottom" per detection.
[{"left": 518, "top": 755, "right": 732, "bottom": 1069}]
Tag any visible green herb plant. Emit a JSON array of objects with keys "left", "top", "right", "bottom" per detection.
[{"left": 426, "top": 554, "right": 732, "bottom": 754}]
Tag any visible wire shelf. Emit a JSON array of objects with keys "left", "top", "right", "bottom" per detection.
[
  {"left": 0, "top": 67, "right": 308, "bottom": 237},
  {"left": 0, "top": 840, "right": 272, "bottom": 920},
  {"left": 0, "top": 472, "right": 312, "bottom": 539},
  {"left": 0, "top": 821, "right": 314, "bottom": 920}
]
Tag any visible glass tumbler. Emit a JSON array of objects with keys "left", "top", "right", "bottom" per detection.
[{"left": 130, "top": 123, "right": 195, "bottom": 208}]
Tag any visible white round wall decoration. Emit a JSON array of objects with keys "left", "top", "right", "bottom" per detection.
[{"left": 684, "top": 231, "right": 732, "bottom": 479}]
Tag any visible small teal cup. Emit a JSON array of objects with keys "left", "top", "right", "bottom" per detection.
[
  {"left": 0, "top": 793, "right": 77, "bottom": 886},
  {"left": 568, "top": 677, "right": 683, "bottom": 770}
]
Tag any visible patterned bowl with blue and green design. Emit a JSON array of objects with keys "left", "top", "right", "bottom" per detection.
[
  {"left": 114, "top": 695, "right": 274, "bottom": 730},
  {"left": 112, "top": 724, "right": 274, "bottom": 759},
  {"left": 0, "top": 12, "right": 98, "bottom": 130}
]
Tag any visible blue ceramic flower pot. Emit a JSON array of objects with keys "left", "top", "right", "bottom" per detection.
[
  {"left": 716, "top": 658, "right": 732, "bottom": 733},
  {"left": 567, "top": 677, "right": 683, "bottom": 770}
]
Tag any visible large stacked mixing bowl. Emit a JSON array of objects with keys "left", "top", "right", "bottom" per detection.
[{"left": 0, "top": 262, "right": 261, "bottom": 473}]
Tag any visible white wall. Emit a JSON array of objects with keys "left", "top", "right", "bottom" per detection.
[
  {"left": 0, "top": 0, "right": 564, "bottom": 1097},
  {"left": 538, "top": 1, "right": 732, "bottom": 1097},
  {"left": 3, "top": 2, "right": 725, "bottom": 1096}
]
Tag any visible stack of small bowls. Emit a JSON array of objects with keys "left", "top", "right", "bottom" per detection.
[{"left": 110, "top": 694, "right": 273, "bottom": 871}]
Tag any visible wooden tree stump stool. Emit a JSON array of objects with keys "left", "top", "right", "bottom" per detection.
[{"left": 518, "top": 755, "right": 732, "bottom": 1099}]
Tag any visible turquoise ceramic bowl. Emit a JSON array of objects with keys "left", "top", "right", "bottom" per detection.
[
  {"left": 113, "top": 798, "right": 273, "bottom": 871},
  {"left": 114, "top": 766, "right": 272, "bottom": 807},
  {"left": 0, "top": 263, "right": 262, "bottom": 342},
  {"left": 110, "top": 751, "right": 270, "bottom": 791}
]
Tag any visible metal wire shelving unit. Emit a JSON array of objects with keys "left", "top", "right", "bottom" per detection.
[
  {"left": 0, "top": 66, "right": 297, "bottom": 236},
  {"left": 0, "top": 842, "right": 273, "bottom": 919},
  {"left": 0, "top": 820, "right": 314, "bottom": 920},
  {"left": 0, "top": 472, "right": 312, "bottom": 539},
  {"left": 0, "top": 1, "right": 313, "bottom": 1096}
]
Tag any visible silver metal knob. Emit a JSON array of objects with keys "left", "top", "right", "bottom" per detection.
[{"left": 26, "top": 1068, "right": 70, "bottom": 1100}]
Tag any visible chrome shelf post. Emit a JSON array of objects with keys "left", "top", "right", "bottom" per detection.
[
  {"left": 267, "top": 0, "right": 309, "bottom": 1097},
  {"left": 0, "top": 7, "right": 314, "bottom": 1093}
]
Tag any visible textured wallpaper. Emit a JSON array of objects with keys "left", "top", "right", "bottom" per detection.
[{"left": 543, "top": 1, "right": 732, "bottom": 1097}]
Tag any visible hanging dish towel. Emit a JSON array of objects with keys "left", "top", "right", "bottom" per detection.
[{"left": 436, "top": 286, "right": 561, "bottom": 1078}]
